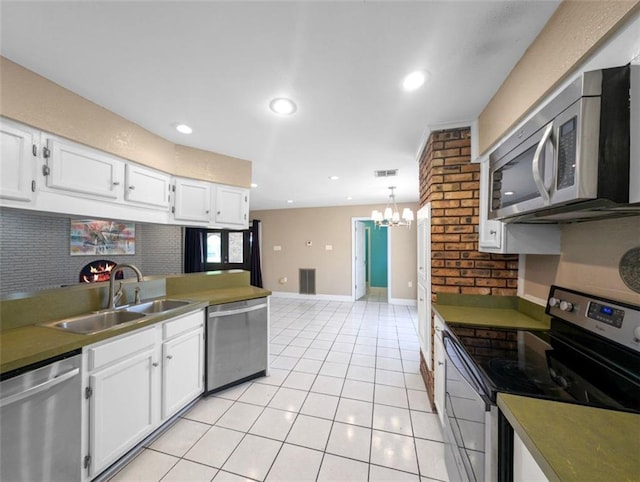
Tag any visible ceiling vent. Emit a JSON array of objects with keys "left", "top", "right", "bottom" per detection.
[{"left": 374, "top": 169, "right": 398, "bottom": 178}]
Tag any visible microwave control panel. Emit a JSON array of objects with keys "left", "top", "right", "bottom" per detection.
[{"left": 556, "top": 117, "right": 577, "bottom": 190}]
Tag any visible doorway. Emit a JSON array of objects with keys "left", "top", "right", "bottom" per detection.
[{"left": 352, "top": 218, "right": 390, "bottom": 302}]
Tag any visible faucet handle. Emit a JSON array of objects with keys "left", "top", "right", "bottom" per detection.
[{"left": 134, "top": 286, "right": 141, "bottom": 304}]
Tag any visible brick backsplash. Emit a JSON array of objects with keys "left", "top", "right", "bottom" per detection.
[
  {"left": 418, "top": 127, "right": 518, "bottom": 302},
  {"left": 0, "top": 209, "right": 183, "bottom": 295}
]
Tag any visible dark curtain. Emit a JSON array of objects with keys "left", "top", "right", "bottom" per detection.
[
  {"left": 184, "top": 227, "right": 206, "bottom": 273},
  {"left": 250, "top": 219, "right": 263, "bottom": 287}
]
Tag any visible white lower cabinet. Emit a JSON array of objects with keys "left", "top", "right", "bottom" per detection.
[
  {"left": 82, "top": 310, "right": 204, "bottom": 480},
  {"left": 513, "top": 431, "right": 549, "bottom": 482},
  {"left": 161, "top": 313, "right": 205, "bottom": 420},
  {"left": 433, "top": 314, "right": 446, "bottom": 426},
  {"left": 88, "top": 347, "right": 158, "bottom": 478},
  {"left": 417, "top": 284, "right": 431, "bottom": 369}
]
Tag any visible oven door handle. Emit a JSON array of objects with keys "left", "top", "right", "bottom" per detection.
[{"left": 443, "top": 333, "right": 492, "bottom": 407}]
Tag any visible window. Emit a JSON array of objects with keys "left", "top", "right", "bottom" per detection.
[{"left": 205, "top": 229, "right": 251, "bottom": 271}]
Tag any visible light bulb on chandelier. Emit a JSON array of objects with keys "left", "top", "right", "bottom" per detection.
[{"left": 371, "top": 186, "right": 414, "bottom": 228}]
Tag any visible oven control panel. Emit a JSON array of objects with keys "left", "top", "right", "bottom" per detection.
[{"left": 546, "top": 286, "right": 640, "bottom": 352}]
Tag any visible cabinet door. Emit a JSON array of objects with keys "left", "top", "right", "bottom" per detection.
[
  {"left": 88, "top": 348, "right": 158, "bottom": 477},
  {"left": 45, "top": 138, "right": 124, "bottom": 200},
  {"left": 417, "top": 283, "right": 432, "bottom": 369},
  {"left": 173, "top": 178, "right": 212, "bottom": 222},
  {"left": 479, "top": 160, "right": 504, "bottom": 250},
  {"left": 161, "top": 327, "right": 204, "bottom": 419},
  {"left": 125, "top": 164, "right": 171, "bottom": 209},
  {"left": 214, "top": 185, "right": 249, "bottom": 228},
  {"left": 0, "top": 120, "right": 37, "bottom": 202},
  {"left": 434, "top": 315, "right": 446, "bottom": 426},
  {"left": 416, "top": 206, "right": 430, "bottom": 285},
  {"left": 513, "top": 431, "right": 549, "bottom": 481}
]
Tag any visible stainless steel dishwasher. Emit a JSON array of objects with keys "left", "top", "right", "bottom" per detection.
[
  {"left": 1, "top": 351, "right": 82, "bottom": 482},
  {"left": 206, "top": 297, "right": 268, "bottom": 393}
]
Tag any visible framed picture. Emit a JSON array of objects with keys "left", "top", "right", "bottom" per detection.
[{"left": 70, "top": 220, "right": 135, "bottom": 256}]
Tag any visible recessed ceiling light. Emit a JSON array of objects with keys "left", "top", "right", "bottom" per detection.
[
  {"left": 251, "top": 183, "right": 258, "bottom": 188},
  {"left": 505, "top": 191, "right": 515, "bottom": 196},
  {"left": 287, "top": 199, "right": 294, "bottom": 204},
  {"left": 175, "top": 124, "right": 193, "bottom": 134},
  {"left": 402, "top": 71, "right": 426, "bottom": 91},
  {"left": 329, "top": 176, "right": 340, "bottom": 181},
  {"left": 269, "top": 98, "right": 297, "bottom": 115},
  {"left": 346, "top": 196, "right": 353, "bottom": 200}
]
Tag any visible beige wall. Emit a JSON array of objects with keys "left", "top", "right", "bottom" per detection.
[
  {"left": 478, "top": 1, "right": 640, "bottom": 155},
  {"left": 523, "top": 218, "right": 640, "bottom": 304},
  {"left": 251, "top": 204, "right": 418, "bottom": 301},
  {"left": 0, "top": 56, "right": 251, "bottom": 187}
]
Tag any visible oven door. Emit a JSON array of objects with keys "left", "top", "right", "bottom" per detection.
[{"left": 442, "top": 333, "right": 496, "bottom": 482}]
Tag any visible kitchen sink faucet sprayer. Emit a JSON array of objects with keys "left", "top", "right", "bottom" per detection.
[{"left": 108, "top": 264, "right": 144, "bottom": 310}]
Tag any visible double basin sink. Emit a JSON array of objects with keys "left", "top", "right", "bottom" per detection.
[{"left": 40, "top": 299, "right": 192, "bottom": 335}]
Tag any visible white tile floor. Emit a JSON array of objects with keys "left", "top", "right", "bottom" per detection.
[{"left": 110, "top": 297, "right": 449, "bottom": 482}]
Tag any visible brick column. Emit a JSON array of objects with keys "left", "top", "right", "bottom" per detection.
[{"left": 417, "top": 126, "right": 518, "bottom": 403}]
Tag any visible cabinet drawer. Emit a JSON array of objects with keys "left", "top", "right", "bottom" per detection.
[
  {"left": 163, "top": 310, "right": 204, "bottom": 340},
  {"left": 87, "top": 327, "right": 157, "bottom": 371}
]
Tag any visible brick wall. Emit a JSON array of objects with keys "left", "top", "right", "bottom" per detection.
[
  {"left": 419, "top": 127, "right": 518, "bottom": 301},
  {"left": 417, "top": 126, "right": 518, "bottom": 402},
  {"left": 0, "top": 210, "right": 183, "bottom": 295}
]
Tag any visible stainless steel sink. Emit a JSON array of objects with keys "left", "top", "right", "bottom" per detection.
[
  {"left": 41, "top": 310, "right": 146, "bottom": 335},
  {"left": 124, "top": 299, "right": 190, "bottom": 314}
]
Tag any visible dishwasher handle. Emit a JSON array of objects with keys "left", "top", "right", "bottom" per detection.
[
  {"left": 0, "top": 367, "right": 80, "bottom": 408},
  {"left": 208, "top": 303, "right": 267, "bottom": 318}
]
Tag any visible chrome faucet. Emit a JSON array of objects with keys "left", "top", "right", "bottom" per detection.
[{"left": 108, "top": 264, "right": 144, "bottom": 309}]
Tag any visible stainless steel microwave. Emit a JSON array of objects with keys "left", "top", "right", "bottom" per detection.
[{"left": 488, "top": 64, "right": 639, "bottom": 223}]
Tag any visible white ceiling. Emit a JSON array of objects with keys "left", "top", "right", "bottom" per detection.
[{"left": 0, "top": 1, "right": 560, "bottom": 211}]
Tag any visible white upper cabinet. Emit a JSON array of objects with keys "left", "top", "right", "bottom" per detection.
[
  {"left": 479, "top": 159, "right": 561, "bottom": 254},
  {"left": 214, "top": 185, "right": 249, "bottom": 228},
  {"left": 125, "top": 164, "right": 171, "bottom": 209},
  {"left": 44, "top": 136, "right": 124, "bottom": 200},
  {"left": 0, "top": 118, "right": 250, "bottom": 226},
  {"left": 0, "top": 118, "right": 37, "bottom": 202},
  {"left": 173, "top": 178, "right": 212, "bottom": 223}
]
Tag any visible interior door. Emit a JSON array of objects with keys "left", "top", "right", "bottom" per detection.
[{"left": 355, "top": 221, "right": 367, "bottom": 300}]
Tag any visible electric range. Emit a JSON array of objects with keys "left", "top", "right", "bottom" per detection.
[{"left": 440, "top": 285, "right": 640, "bottom": 481}]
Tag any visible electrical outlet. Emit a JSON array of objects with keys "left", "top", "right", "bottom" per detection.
[
  {"left": 279, "top": 277, "right": 287, "bottom": 284},
  {"left": 408, "top": 281, "right": 413, "bottom": 288},
  {"left": 325, "top": 245, "right": 333, "bottom": 251},
  {"left": 273, "top": 245, "right": 282, "bottom": 251}
]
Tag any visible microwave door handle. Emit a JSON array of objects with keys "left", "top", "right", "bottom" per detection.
[{"left": 532, "top": 123, "right": 553, "bottom": 204}]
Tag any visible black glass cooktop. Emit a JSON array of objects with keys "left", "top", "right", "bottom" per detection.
[{"left": 447, "top": 323, "right": 640, "bottom": 413}]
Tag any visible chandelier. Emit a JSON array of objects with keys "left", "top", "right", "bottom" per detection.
[{"left": 371, "top": 186, "right": 414, "bottom": 228}]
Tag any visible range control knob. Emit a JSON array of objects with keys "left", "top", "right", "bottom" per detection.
[
  {"left": 549, "top": 297, "right": 560, "bottom": 308},
  {"left": 633, "top": 326, "right": 640, "bottom": 342},
  {"left": 559, "top": 301, "right": 574, "bottom": 312}
]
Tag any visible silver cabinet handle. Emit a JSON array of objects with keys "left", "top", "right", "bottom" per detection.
[
  {"left": 489, "top": 230, "right": 496, "bottom": 235},
  {"left": 0, "top": 368, "right": 79, "bottom": 408},
  {"left": 113, "top": 181, "right": 120, "bottom": 186},
  {"left": 129, "top": 185, "right": 135, "bottom": 190},
  {"left": 152, "top": 362, "right": 159, "bottom": 367},
  {"left": 438, "top": 361, "right": 444, "bottom": 366},
  {"left": 166, "top": 355, "right": 173, "bottom": 360}
]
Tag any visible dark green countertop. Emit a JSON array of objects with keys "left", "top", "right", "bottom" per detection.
[
  {"left": 498, "top": 393, "right": 640, "bottom": 482},
  {"left": 432, "top": 293, "right": 550, "bottom": 330},
  {"left": 1, "top": 283, "right": 270, "bottom": 375}
]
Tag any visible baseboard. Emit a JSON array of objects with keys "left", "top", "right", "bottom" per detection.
[
  {"left": 269, "top": 291, "right": 353, "bottom": 302},
  {"left": 389, "top": 298, "right": 417, "bottom": 306}
]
